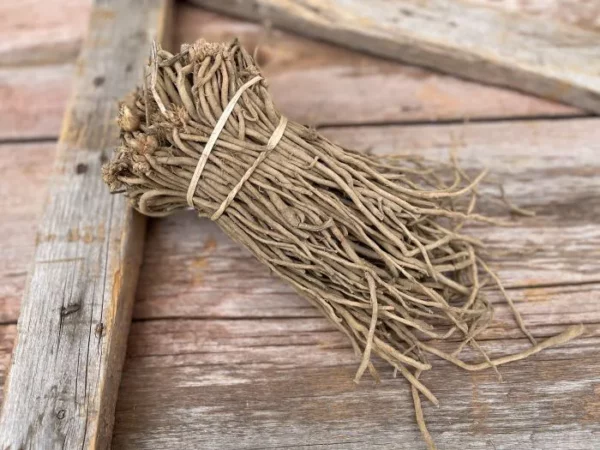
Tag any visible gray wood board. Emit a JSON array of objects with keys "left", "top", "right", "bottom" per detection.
[
  {"left": 190, "top": 0, "right": 600, "bottom": 113},
  {"left": 0, "top": 0, "right": 172, "bottom": 448},
  {"left": 112, "top": 117, "right": 600, "bottom": 449}
]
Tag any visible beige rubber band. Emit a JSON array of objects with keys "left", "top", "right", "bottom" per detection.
[
  {"left": 211, "top": 115, "right": 288, "bottom": 221},
  {"left": 186, "top": 75, "right": 263, "bottom": 208}
]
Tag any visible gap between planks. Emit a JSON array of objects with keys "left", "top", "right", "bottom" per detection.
[
  {"left": 0, "top": 112, "right": 594, "bottom": 147},
  {"left": 316, "top": 112, "right": 592, "bottom": 130}
]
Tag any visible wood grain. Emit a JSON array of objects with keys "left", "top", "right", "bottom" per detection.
[
  {"left": 1, "top": 117, "right": 598, "bottom": 323},
  {"left": 0, "top": 2, "right": 582, "bottom": 140},
  {"left": 0, "top": 0, "right": 91, "bottom": 140},
  {"left": 1, "top": 117, "right": 598, "bottom": 324},
  {"left": 0, "top": 0, "right": 90, "bottom": 67},
  {"left": 468, "top": 0, "right": 600, "bottom": 30},
  {"left": 0, "top": 65, "right": 78, "bottom": 140},
  {"left": 176, "top": 5, "right": 579, "bottom": 127},
  {"left": 0, "top": 326, "right": 17, "bottom": 405},
  {"left": 109, "top": 117, "right": 599, "bottom": 449},
  {"left": 0, "top": 0, "right": 172, "bottom": 448},
  {"left": 0, "top": 2, "right": 599, "bottom": 448},
  {"left": 0, "top": 143, "right": 54, "bottom": 324},
  {"left": 111, "top": 317, "right": 600, "bottom": 449},
  {"left": 0, "top": 308, "right": 597, "bottom": 448},
  {"left": 132, "top": 117, "right": 600, "bottom": 321},
  {"left": 189, "top": 0, "right": 600, "bottom": 113}
]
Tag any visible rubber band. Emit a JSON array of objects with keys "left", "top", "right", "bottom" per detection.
[
  {"left": 186, "top": 75, "right": 263, "bottom": 208},
  {"left": 211, "top": 115, "right": 288, "bottom": 221}
]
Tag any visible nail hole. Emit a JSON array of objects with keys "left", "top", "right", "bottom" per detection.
[
  {"left": 93, "top": 76, "right": 105, "bottom": 87},
  {"left": 76, "top": 163, "right": 88, "bottom": 174}
]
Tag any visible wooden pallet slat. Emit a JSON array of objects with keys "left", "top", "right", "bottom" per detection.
[
  {"left": 110, "top": 318, "right": 600, "bottom": 449},
  {"left": 1, "top": 1, "right": 599, "bottom": 449},
  {"left": 190, "top": 0, "right": 600, "bottom": 113},
  {"left": 0, "top": 0, "right": 172, "bottom": 448},
  {"left": 1, "top": 2, "right": 588, "bottom": 141}
]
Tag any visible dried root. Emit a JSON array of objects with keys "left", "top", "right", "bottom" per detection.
[{"left": 103, "top": 39, "right": 583, "bottom": 448}]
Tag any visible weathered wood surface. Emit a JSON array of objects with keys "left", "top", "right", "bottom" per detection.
[
  {"left": 0, "top": 0, "right": 91, "bottom": 140},
  {"left": 467, "top": 0, "right": 600, "bottom": 30},
  {"left": 176, "top": 6, "right": 578, "bottom": 127},
  {"left": 0, "top": 1, "right": 599, "bottom": 449},
  {"left": 0, "top": 2, "right": 582, "bottom": 140},
  {"left": 0, "top": 0, "right": 592, "bottom": 323},
  {"left": 113, "top": 322, "right": 600, "bottom": 449},
  {"left": 0, "top": 143, "right": 55, "bottom": 324},
  {"left": 0, "top": 0, "right": 172, "bottom": 448},
  {"left": 132, "top": 118, "right": 600, "bottom": 321},
  {"left": 2, "top": 129, "right": 598, "bottom": 446},
  {"left": 1, "top": 119, "right": 599, "bottom": 322},
  {"left": 106, "top": 117, "right": 600, "bottom": 448},
  {"left": 0, "top": 65, "right": 80, "bottom": 140},
  {"left": 0, "top": 315, "right": 598, "bottom": 448},
  {"left": 0, "top": 0, "right": 89, "bottom": 67},
  {"left": 0, "top": 0, "right": 591, "bottom": 318},
  {"left": 190, "top": 0, "right": 600, "bottom": 113}
]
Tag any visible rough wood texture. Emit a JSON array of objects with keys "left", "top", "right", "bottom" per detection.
[
  {"left": 0, "top": 315, "right": 597, "bottom": 448},
  {"left": 0, "top": 0, "right": 91, "bottom": 140},
  {"left": 0, "top": 65, "right": 79, "bottom": 140},
  {"left": 132, "top": 118, "right": 600, "bottom": 321},
  {"left": 177, "top": 6, "right": 579, "bottom": 127},
  {"left": 1, "top": 118, "right": 598, "bottom": 324},
  {"left": 190, "top": 0, "right": 600, "bottom": 113},
  {"left": 0, "top": 0, "right": 89, "bottom": 67},
  {"left": 0, "top": 0, "right": 171, "bottom": 448},
  {"left": 467, "top": 0, "right": 600, "bottom": 30},
  {"left": 112, "top": 324, "right": 600, "bottom": 449},
  {"left": 0, "top": 143, "right": 54, "bottom": 324},
  {"left": 1, "top": 1, "right": 599, "bottom": 449},
  {"left": 0, "top": 2, "right": 582, "bottom": 140},
  {"left": 109, "top": 117, "right": 600, "bottom": 448}
]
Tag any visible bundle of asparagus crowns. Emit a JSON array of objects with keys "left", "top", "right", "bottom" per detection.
[{"left": 103, "top": 39, "right": 583, "bottom": 448}]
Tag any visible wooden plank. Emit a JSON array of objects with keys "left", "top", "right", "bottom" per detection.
[
  {"left": 0, "top": 3, "right": 596, "bottom": 449},
  {"left": 176, "top": 5, "right": 578, "bottom": 127},
  {"left": 0, "top": 3, "right": 581, "bottom": 140},
  {"left": 189, "top": 0, "right": 600, "bottom": 113},
  {"left": 0, "top": 142, "right": 54, "bottom": 324},
  {"left": 2, "top": 0, "right": 598, "bottom": 141},
  {"left": 0, "top": 134, "right": 596, "bottom": 447},
  {"left": 0, "top": 0, "right": 90, "bottom": 140},
  {"left": 0, "top": 325, "right": 17, "bottom": 405},
  {"left": 0, "top": 65, "right": 77, "bottom": 140},
  {"left": 111, "top": 317, "right": 600, "bottom": 449},
  {"left": 0, "top": 325, "right": 16, "bottom": 407},
  {"left": 2, "top": 0, "right": 595, "bottom": 69},
  {"left": 134, "top": 216, "right": 600, "bottom": 320},
  {"left": 1, "top": 117, "right": 598, "bottom": 323},
  {"left": 0, "top": 1, "right": 172, "bottom": 448},
  {"left": 0, "top": 309, "right": 596, "bottom": 448},
  {"left": 132, "top": 117, "right": 600, "bottom": 320},
  {"left": 467, "top": 0, "right": 600, "bottom": 30},
  {"left": 0, "top": 0, "right": 90, "bottom": 67},
  {"left": 109, "top": 117, "right": 600, "bottom": 448}
]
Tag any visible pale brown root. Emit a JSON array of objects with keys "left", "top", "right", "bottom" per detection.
[
  {"left": 354, "top": 273, "right": 379, "bottom": 383},
  {"left": 412, "top": 370, "right": 437, "bottom": 450},
  {"left": 478, "top": 258, "right": 537, "bottom": 345},
  {"left": 418, "top": 325, "right": 584, "bottom": 371}
]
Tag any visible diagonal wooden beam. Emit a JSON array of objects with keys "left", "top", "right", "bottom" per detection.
[
  {"left": 190, "top": 0, "right": 600, "bottom": 114},
  {"left": 0, "top": 0, "right": 172, "bottom": 447}
]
